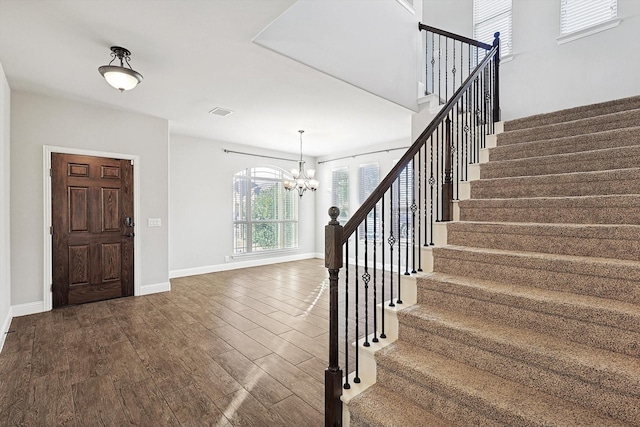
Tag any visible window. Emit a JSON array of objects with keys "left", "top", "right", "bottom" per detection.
[
  {"left": 473, "top": 0, "right": 512, "bottom": 57},
  {"left": 358, "top": 163, "right": 380, "bottom": 239},
  {"left": 560, "top": 0, "right": 617, "bottom": 35},
  {"left": 233, "top": 167, "right": 297, "bottom": 254},
  {"left": 331, "top": 167, "right": 350, "bottom": 224}
]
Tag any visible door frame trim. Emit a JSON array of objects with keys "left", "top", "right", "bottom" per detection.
[{"left": 43, "top": 146, "right": 141, "bottom": 311}]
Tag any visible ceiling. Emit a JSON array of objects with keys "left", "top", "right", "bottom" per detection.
[{"left": 0, "top": 0, "right": 413, "bottom": 157}]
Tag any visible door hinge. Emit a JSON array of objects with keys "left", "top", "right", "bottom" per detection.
[
  {"left": 49, "top": 168, "right": 52, "bottom": 177},
  {"left": 50, "top": 226, "right": 53, "bottom": 235},
  {"left": 50, "top": 284, "right": 53, "bottom": 292}
]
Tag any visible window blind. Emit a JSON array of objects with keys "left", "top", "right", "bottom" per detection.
[
  {"left": 473, "top": 0, "right": 512, "bottom": 57},
  {"left": 561, "top": 0, "right": 617, "bottom": 35},
  {"left": 331, "top": 167, "right": 349, "bottom": 223},
  {"left": 358, "top": 163, "right": 379, "bottom": 238}
]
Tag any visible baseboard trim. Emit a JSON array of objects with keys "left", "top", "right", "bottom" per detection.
[
  {"left": 0, "top": 306, "right": 13, "bottom": 353},
  {"left": 169, "top": 252, "right": 317, "bottom": 279},
  {"left": 139, "top": 282, "right": 171, "bottom": 296},
  {"left": 11, "top": 301, "right": 45, "bottom": 317}
]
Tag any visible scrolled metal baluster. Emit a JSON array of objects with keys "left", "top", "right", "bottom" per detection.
[
  {"left": 411, "top": 157, "right": 417, "bottom": 274},
  {"left": 388, "top": 184, "right": 395, "bottom": 308},
  {"left": 429, "top": 135, "right": 435, "bottom": 246},
  {"left": 363, "top": 219, "right": 370, "bottom": 348},
  {"left": 417, "top": 149, "right": 423, "bottom": 272},
  {"left": 380, "top": 195, "right": 387, "bottom": 338}
]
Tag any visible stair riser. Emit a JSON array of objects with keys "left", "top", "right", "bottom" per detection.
[
  {"left": 496, "top": 128, "right": 640, "bottom": 161},
  {"left": 497, "top": 115, "right": 640, "bottom": 148},
  {"left": 398, "top": 323, "right": 640, "bottom": 424},
  {"left": 504, "top": 96, "right": 640, "bottom": 131},
  {"left": 480, "top": 148, "right": 640, "bottom": 179},
  {"left": 374, "top": 368, "right": 503, "bottom": 427},
  {"left": 417, "top": 285, "right": 640, "bottom": 357},
  {"left": 458, "top": 199, "right": 640, "bottom": 225},
  {"left": 470, "top": 171, "right": 640, "bottom": 198},
  {"left": 446, "top": 226, "right": 640, "bottom": 262}
]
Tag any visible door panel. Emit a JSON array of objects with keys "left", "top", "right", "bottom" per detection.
[{"left": 52, "top": 153, "right": 134, "bottom": 307}]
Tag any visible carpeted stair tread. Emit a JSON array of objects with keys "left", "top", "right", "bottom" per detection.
[
  {"left": 348, "top": 383, "right": 456, "bottom": 427},
  {"left": 397, "top": 304, "right": 640, "bottom": 397},
  {"left": 470, "top": 167, "right": 640, "bottom": 198},
  {"left": 375, "top": 342, "right": 627, "bottom": 427},
  {"left": 480, "top": 144, "right": 640, "bottom": 179},
  {"left": 497, "top": 109, "right": 640, "bottom": 146},
  {"left": 432, "top": 244, "right": 640, "bottom": 303},
  {"left": 417, "top": 271, "right": 640, "bottom": 356},
  {"left": 396, "top": 305, "right": 640, "bottom": 424},
  {"left": 446, "top": 221, "right": 640, "bottom": 260},
  {"left": 492, "top": 126, "right": 640, "bottom": 160},
  {"left": 418, "top": 267, "right": 640, "bottom": 331},
  {"left": 458, "top": 194, "right": 640, "bottom": 225},
  {"left": 504, "top": 95, "right": 640, "bottom": 131}
]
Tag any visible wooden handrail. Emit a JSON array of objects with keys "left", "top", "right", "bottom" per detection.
[
  {"left": 418, "top": 22, "right": 493, "bottom": 50},
  {"left": 341, "top": 43, "right": 499, "bottom": 241}
]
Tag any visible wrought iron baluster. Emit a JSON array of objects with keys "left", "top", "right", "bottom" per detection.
[
  {"left": 363, "top": 219, "right": 370, "bottom": 348},
  {"left": 397, "top": 179, "right": 403, "bottom": 304},
  {"left": 343, "top": 242, "right": 350, "bottom": 390},
  {"left": 388, "top": 185, "right": 395, "bottom": 308},
  {"left": 372, "top": 204, "right": 378, "bottom": 343},
  {"left": 404, "top": 164, "right": 410, "bottom": 276},
  {"left": 417, "top": 149, "right": 423, "bottom": 272},
  {"left": 429, "top": 135, "right": 435, "bottom": 246},
  {"left": 445, "top": 36, "right": 449, "bottom": 102},
  {"left": 354, "top": 229, "right": 360, "bottom": 384},
  {"left": 380, "top": 196, "right": 387, "bottom": 339},
  {"left": 431, "top": 33, "right": 435, "bottom": 95},
  {"left": 411, "top": 157, "right": 417, "bottom": 274}
]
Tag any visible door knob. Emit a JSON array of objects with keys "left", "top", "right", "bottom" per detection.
[{"left": 124, "top": 232, "right": 135, "bottom": 238}]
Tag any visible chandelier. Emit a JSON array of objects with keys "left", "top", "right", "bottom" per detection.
[
  {"left": 283, "top": 130, "right": 319, "bottom": 197},
  {"left": 98, "top": 46, "right": 143, "bottom": 92}
]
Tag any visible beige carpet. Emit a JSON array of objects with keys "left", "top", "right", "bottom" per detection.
[{"left": 348, "top": 96, "right": 640, "bottom": 426}]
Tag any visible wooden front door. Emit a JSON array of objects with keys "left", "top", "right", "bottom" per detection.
[{"left": 51, "top": 153, "right": 134, "bottom": 307}]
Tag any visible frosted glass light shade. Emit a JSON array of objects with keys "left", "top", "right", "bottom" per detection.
[{"left": 99, "top": 65, "right": 143, "bottom": 92}]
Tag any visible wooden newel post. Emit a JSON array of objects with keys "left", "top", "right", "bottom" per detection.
[
  {"left": 325, "top": 206, "right": 343, "bottom": 427},
  {"left": 492, "top": 31, "right": 501, "bottom": 123}
]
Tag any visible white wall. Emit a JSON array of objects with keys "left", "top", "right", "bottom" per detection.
[
  {"left": 10, "top": 91, "right": 169, "bottom": 309},
  {"left": 0, "top": 62, "right": 11, "bottom": 349},
  {"left": 170, "top": 134, "right": 317, "bottom": 277},
  {"left": 422, "top": 0, "right": 640, "bottom": 120},
  {"left": 255, "top": 0, "right": 422, "bottom": 111}
]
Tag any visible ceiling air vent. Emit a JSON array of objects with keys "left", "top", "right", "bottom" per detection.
[{"left": 209, "top": 107, "right": 233, "bottom": 117}]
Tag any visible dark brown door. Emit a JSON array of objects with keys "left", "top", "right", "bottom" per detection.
[{"left": 52, "top": 153, "right": 134, "bottom": 307}]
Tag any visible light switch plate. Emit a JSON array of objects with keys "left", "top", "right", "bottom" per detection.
[{"left": 147, "top": 218, "right": 161, "bottom": 227}]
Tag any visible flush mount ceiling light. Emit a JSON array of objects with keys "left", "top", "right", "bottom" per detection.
[
  {"left": 98, "top": 46, "right": 143, "bottom": 92},
  {"left": 282, "top": 130, "right": 319, "bottom": 198}
]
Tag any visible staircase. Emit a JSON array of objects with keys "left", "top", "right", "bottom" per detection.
[{"left": 347, "top": 96, "right": 640, "bottom": 426}]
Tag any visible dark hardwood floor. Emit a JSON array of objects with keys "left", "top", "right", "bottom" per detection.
[{"left": 0, "top": 259, "right": 337, "bottom": 426}]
